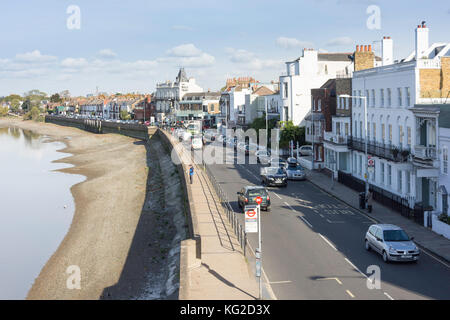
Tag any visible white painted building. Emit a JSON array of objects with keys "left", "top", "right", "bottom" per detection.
[
  {"left": 279, "top": 49, "right": 364, "bottom": 126},
  {"left": 329, "top": 23, "right": 450, "bottom": 213},
  {"left": 154, "top": 68, "right": 203, "bottom": 122}
]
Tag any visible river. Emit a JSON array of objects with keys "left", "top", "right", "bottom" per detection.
[{"left": 0, "top": 126, "right": 85, "bottom": 299}]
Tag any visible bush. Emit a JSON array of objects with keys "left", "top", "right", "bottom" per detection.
[
  {"left": 23, "top": 107, "right": 42, "bottom": 121},
  {"left": 0, "top": 106, "right": 9, "bottom": 117},
  {"left": 438, "top": 213, "right": 450, "bottom": 225}
]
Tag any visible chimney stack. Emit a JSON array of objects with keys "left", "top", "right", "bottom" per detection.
[
  {"left": 354, "top": 44, "right": 375, "bottom": 71},
  {"left": 415, "top": 22, "right": 429, "bottom": 60},
  {"left": 382, "top": 36, "right": 394, "bottom": 66}
]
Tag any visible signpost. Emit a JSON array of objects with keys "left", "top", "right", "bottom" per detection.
[
  {"left": 244, "top": 206, "right": 258, "bottom": 233},
  {"left": 255, "top": 196, "right": 263, "bottom": 300}
]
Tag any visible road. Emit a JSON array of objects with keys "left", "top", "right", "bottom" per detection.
[{"left": 184, "top": 136, "right": 450, "bottom": 300}]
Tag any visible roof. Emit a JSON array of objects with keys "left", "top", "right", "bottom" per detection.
[
  {"left": 183, "top": 92, "right": 221, "bottom": 99},
  {"left": 304, "top": 113, "right": 325, "bottom": 121},
  {"left": 318, "top": 53, "right": 353, "bottom": 62},
  {"left": 375, "top": 224, "right": 403, "bottom": 230},
  {"left": 253, "top": 86, "right": 275, "bottom": 96},
  {"left": 176, "top": 68, "right": 188, "bottom": 83}
]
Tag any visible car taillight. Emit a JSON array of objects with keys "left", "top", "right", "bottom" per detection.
[
  {"left": 267, "top": 196, "right": 270, "bottom": 201},
  {"left": 245, "top": 198, "right": 248, "bottom": 203}
]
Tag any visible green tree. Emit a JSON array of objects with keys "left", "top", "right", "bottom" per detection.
[
  {"left": 120, "top": 110, "right": 131, "bottom": 120},
  {"left": 0, "top": 106, "right": 9, "bottom": 117},
  {"left": 50, "top": 93, "right": 62, "bottom": 103},
  {"left": 22, "top": 98, "right": 31, "bottom": 112},
  {"left": 249, "top": 114, "right": 278, "bottom": 145},
  {"left": 279, "top": 121, "right": 305, "bottom": 149}
]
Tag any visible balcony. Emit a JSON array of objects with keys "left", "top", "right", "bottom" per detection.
[
  {"left": 306, "top": 133, "right": 323, "bottom": 144},
  {"left": 348, "top": 137, "right": 410, "bottom": 163},
  {"left": 324, "top": 132, "right": 348, "bottom": 144},
  {"left": 413, "top": 145, "right": 437, "bottom": 160}
]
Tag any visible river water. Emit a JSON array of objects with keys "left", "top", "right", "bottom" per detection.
[{"left": 0, "top": 127, "right": 85, "bottom": 299}]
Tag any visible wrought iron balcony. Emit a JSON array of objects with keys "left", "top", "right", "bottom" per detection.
[
  {"left": 324, "top": 132, "right": 348, "bottom": 144},
  {"left": 347, "top": 137, "right": 410, "bottom": 163}
]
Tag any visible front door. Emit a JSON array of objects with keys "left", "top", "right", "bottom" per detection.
[{"left": 422, "top": 178, "right": 430, "bottom": 208}]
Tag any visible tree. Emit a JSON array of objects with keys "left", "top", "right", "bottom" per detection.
[
  {"left": 50, "top": 93, "right": 62, "bottom": 103},
  {"left": 279, "top": 121, "right": 305, "bottom": 149},
  {"left": 22, "top": 98, "right": 32, "bottom": 112},
  {"left": 120, "top": 110, "right": 131, "bottom": 120},
  {"left": 0, "top": 106, "right": 8, "bottom": 117},
  {"left": 249, "top": 114, "right": 278, "bottom": 145}
]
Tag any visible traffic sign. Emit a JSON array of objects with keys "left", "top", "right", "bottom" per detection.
[
  {"left": 245, "top": 205, "right": 258, "bottom": 233},
  {"left": 255, "top": 196, "right": 263, "bottom": 205}
]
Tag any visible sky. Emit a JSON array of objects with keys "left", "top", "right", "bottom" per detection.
[{"left": 0, "top": 0, "right": 449, "bottom": 97}]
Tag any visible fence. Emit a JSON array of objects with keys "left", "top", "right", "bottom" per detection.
[
  {"left": 202, "top": 160, "right": 248, "bottom": 256},
  {"left": 337, "top": 171, "right": 424, "bottom": 226}
]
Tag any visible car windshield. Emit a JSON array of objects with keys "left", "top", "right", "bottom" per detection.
[
  {"left": 266, "top": 167, "right": 285, "bottom": 175},
  {"left": 383, "top": 230, "right": 410, "bottom": 241}
]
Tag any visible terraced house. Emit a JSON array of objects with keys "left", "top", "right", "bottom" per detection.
[{"left": 331, "top": 23, "right": 450, "bottom": 219}]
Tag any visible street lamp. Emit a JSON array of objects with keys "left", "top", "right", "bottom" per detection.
[{"left": 339, "top": 94, "right": 369, "bottom": 196}]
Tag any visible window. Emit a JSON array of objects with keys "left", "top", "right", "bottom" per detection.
[
  {"left": 444, "top": 147, "right": 448, "bottom": 175},
  {"left": 407, "top": 127, "right": 411, "bottom": 147},
  {"left": 359, "top": 90, "right": 362, "bottom": 107},
  {"left": 366, "top": 90, "right": 369, "bottom": 107},
  {"left": 398, "top": 170, "right": 403, "bottom": 192},
  {"left": 398, "top": 88, "right": 402, "bottom": 106},
  {"left": 399, "top": 125, "right": 403, "bottom": 146},
  {"left": 359, "top": 155, "right": 362, "bottom": 175},
  {"left": 318, "top": 99, "right": 321, "bottom": 111},
  {"left": 354, "top": 120, "right": 357, "bottom": 136},
  {"left": 380, "top": 89, "right": 385, "bottom": 107},
  {"left": 406, "top": 87, "right": 411, "bottom": 106},
  {"left": 337, "top": 97, "right": 341, "bottom": 110},
  {"left": 345, "top": 123, "right": 349, "bottom": 135},
  {"left": 336, "top": 122, "right": 341, "bottom": 135},
  {"left": 381, "top": 123, "right": 385, "bottom": 142},
  {"left": 284, "top": 82, "right": 289, "bottom": 98},
  {"left": 353, "top": 90, "right": 357, "bottom": 105},
  {"left": 381, "top": 163, "right": 385, "bottom": 184},
  {"left": 373, "top": 123, "right": 376, "bottom": 141},
  {"left": 407, "top": 172, "right": 411, "bottom": 194},
  {"left": 387, "top": 88, "right": 392, "bottom": 106},
  {"left": 371, "top": 89, "right": 375, "bottom": 107},
  {"left": 388, "top": 165, "right": 392, "bottom": 186},
  {"left": 360, "top": 121, "right": 363, "bottom": 138},
  {"left": 353, "top": 154, "right": 357, "bottom": 173},
  {"left": 389, "top": 124, "right": 392, "bottom": 142}
]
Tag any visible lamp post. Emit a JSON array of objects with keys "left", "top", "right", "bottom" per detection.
[{"left": 339, "top": 94, "right": 369, "bottom": 196}]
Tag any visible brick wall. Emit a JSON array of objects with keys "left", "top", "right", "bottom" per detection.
[{"left": 354, "top": 51, "right": 374, "bottom": 71}]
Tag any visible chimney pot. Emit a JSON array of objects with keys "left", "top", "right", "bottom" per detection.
[
  {"left": 356, "top": 45, "right": 360, "bottom": 52},
  {"left": 368, "top": 45, "right": 372, "bottom": 51}
]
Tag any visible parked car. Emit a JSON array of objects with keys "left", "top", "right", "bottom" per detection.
[
  {"left": 255, "top": 150, "right": 271, "bottom": 165},
  {"left": 260, "top": 166, "right": 288, "bottom": 187},
  {"left": 298, "top": 145, "right": 313, "bottom": 156},
  {"left": 269, "top": 157, "right": 287, "bottom": 168},
  {"left": 365, "top": 224, "right": 420, "bottom": 263},
  {"left": 237, "top": 186, "right": 270, "bottom": 211},
  {"left": 286, "top": 157, "right": 306, "bottom": 180}
]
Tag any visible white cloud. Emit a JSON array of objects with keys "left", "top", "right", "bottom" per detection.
[
  {"left": 15, "top": 50, "right": 57, "bottom": 63},
  {"left": 276, "top": 37, "right": 313, "bottom": 49},
  {"left": 61, "top": 58, "right": 88, "bottom": 68},
  {"left": 98, "top": 49, "right": 118, "bottom": 59},
  {"left": 226, "top": 48, "right": 283, "bottom": 71},
  {"left": 167, "top": 43, "right": 203, "bottom": 57},
  {"left": 326, "top": 36, "right": 353, "bottom": 46}
]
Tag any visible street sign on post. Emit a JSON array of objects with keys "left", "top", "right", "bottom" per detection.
[
  {"left": 244, "top": 205, "right": 258, "bottom": 233},
  {"left": 255, "top": 196, "right": 262, "bottom": 205}
]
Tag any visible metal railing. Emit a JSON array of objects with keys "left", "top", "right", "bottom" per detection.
[
  {"left": 202, "top": 161, "right": 247, "bottom": 255},
  {"left": 348, "top": 137, "right": 410, "bottom": 163},
  {"left": 413, "top": 145, "right": 437, "bottom": 160}
]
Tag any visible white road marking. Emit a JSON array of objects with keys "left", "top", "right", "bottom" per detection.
[
  {"left": 326, "top": 219, "right": 345, "bottom": 224},
  {"left": 384, "top": 292, "right": 394, "bottom": 300},
  {"left": 317, "top": 277, "right": 343, "bottom": 285},
  {"left": 285, "top": 202, "right": 293, "bottom": 210},
  {"left": 344, "top": 258, "right": 368, "bottom": 279},
  {"left": 269, "top": 281, "right": 292, "bottom": 284},
  {"left": 346, "top": 290, "right": 355, "bottom": 298},
  {"left": 318, "top": 233, "right": 337, "bottom": 251},
  {"left": 274, "top": 193, "right": 282, "bottom": 200},
  {"left": 299, "top": 216, "right": 313, "bottom": 228}
]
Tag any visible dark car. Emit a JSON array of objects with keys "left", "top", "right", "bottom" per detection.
[
  {"left": 237, "top": 186, "right": 270, "bottom": 211},
  {"left": 261, "top": 167, "right": 288, "bottom": 187}
]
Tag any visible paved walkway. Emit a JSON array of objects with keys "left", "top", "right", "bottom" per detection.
[
  {"left": 305, "top": 169, "right": 450, "bottom": 263},
  {"left": 166, "top": 132, "right": 259, "bottom": 300}
]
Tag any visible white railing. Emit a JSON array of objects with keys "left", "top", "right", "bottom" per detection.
[
  {"left": 354, "top": 60, "right": 416, "bottom": 77},
  {"left": 414, "top": 145, "right": 437, "bottom": 160},
  {"left": 416, "top": 59, "right": 441, "bottom": 69}
]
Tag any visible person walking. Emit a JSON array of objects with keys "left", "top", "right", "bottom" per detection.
[
  {"left": 188, "top": 164, "right": 194, "bottom": 184},
  {"left": 366, "top": 190, "right": 373, "bottom": 213}
]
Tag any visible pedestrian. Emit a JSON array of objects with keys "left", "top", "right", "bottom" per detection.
[
  {"left": 366, "top": 190, "right": 373, "bottom": 213},
  {"left": 188, "top": 164, "right": 194, "bottom": 184}
]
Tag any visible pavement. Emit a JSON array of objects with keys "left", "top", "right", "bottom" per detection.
[
  {"left": 164, "top": 131, "right": 259, "bottom": 300},
  {"left": 305, "top": 169, "right": 450, "bottom": 263}
]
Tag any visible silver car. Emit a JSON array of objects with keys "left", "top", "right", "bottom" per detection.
[
  {"left": 365, "top": 224, "right": 420, "bottom": 263},
  {"left": 285, "top": 158, "right": 306, "bottom": 180}
]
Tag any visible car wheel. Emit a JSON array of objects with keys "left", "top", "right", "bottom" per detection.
[
  {"left": 382, "top": 251, "right": 389, "bottom": 263},
  {"left": 365, "top": 240, "right": 371, "bottom": 251}
]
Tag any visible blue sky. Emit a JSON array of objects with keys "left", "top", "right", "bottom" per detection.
[{"left": 0, "top": 0, "right": 449, "bottom": 96}]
